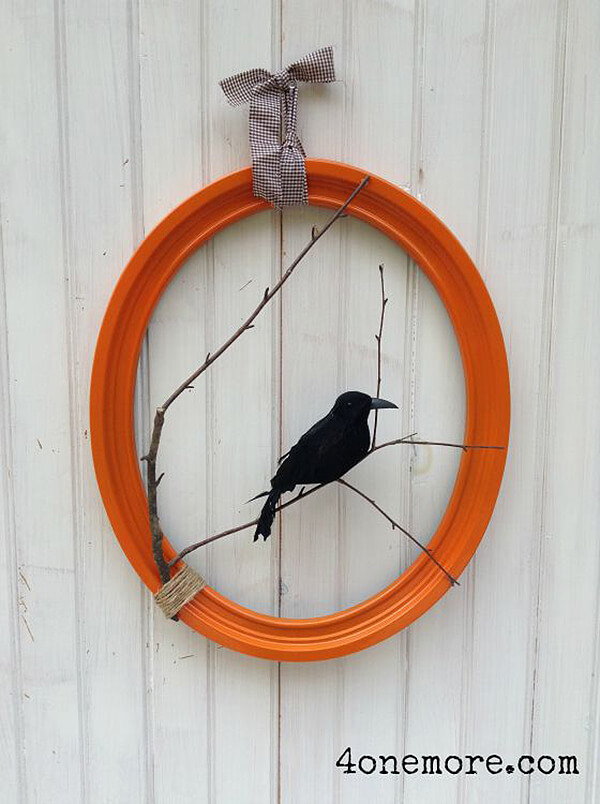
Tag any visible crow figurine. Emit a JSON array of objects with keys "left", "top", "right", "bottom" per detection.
[{"left": 253, "top": 391, "right": 398, "bottom": 541}]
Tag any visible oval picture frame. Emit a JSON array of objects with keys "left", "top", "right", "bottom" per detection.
[{"left": 90, "top": 159, "right": 510, "bottom": 661}]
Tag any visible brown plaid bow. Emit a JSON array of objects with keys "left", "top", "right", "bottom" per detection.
[{"left": 219, "top": 46, "right": 336, "bottom": 207}]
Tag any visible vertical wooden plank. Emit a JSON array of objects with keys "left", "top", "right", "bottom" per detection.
[
  {"left": 463, "top": 2, "right": 566, "bottom": 801},
  {"left": 208, "top": 8, "right": 281, "bottom": 801},
  {"left": 278, "top": 3, "right": 349, "bottom": 799},
  {"left": 138, "top": 2, "right": 209, "bottom": 800},
  {"left": 142, "top": 266, "right": 211, "bottom": 803},
  {"left": 278, "top": 196, "right": 348, "bottom": 804},
  {"left": 333, "top": 7, "right": 419, "bottom": 803},
  {"left": 60, "top": 0, "right": 149, "bottom": 800},
  {"left": 0, "top": 3, "right": 83, "bottom": 801},
  {"left": 205, "top": 5, "right": 280, "bottom": 802},
  {"left": 0, "top": 195, "right": 22, "bottom": 802},
  {"left": 402, "top": 2, "right": 485, "bottom": 803},
  {"left": 278, "top": 0, "right": 346, "bottom": 788},
  {"left": 530, "top": 3, "right": 600, "bottom": 802},
  {"left": 142, "top": 2, "right": 281, "bottom": 802},
  {"left": 279, "top": 3, "right": 415, "bottom": 803}
]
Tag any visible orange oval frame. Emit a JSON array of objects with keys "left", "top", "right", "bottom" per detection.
[{"left": 90, "top": 159, "right": 509, "bottom": 662}]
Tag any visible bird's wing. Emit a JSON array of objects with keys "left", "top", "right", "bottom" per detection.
[
  {"left": 292, "top": 411, "right": 335, "bottom": 447},
  {"left": 287, "top": 411, "right": 347, "bottom": 461},
  {"left": 276, "top": 412, "right": 349, "bottom": 484}
]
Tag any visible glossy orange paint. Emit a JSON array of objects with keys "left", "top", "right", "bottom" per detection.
[{"left": 90, "top": 160, "right": 510, "bottom": 661}]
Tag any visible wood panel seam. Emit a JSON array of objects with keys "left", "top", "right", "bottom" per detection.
[{"left": 53, "top": 0, "right": 88, "bottom": 799}]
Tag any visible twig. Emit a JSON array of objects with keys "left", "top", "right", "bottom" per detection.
[
  {"left": 168, "top": 479, "right": 331, "bottom": 567},
  {"left": 371, "top": 437, "right": 505, "bottom": 454},
  {"left": 167, "top": 424, "right": 505, "bottom": 576},
  {"left": 144, "top": 176, "right": 371, "bottom": 582},
  {"left": 157, "top": 228, "right": 505, "bottom": 584},
  {"left": 337, "top": 478, "right": 459, "bottom": 587},
  {"left": 168, "top": 423, "right": 506, "bottom": 569},
  {"left": 161, "top": 175, "right": 370, "bottom": 414},
  {"left": 167, "top": 433, "right": 418, "bottom": 568},
  {"left": 371, "top": 264, "right": 388, "bottom": 449}
]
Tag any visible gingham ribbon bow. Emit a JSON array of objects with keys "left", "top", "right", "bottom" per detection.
[{"left": 219, "top": 46, "right": 336, "bottom": 207}]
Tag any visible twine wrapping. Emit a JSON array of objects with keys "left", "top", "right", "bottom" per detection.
[
  {"left": 219, "top": 46, "right": 336, "bottom": 207},
  {"left": 154, "top": 564, "right": 206, "bottom": 619}
]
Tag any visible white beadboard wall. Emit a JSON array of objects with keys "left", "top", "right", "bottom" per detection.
[{"left": 1, "top": 1, "right": 599, "bottom": 802}]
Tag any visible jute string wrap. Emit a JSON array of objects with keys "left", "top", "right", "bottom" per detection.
[
  {"left": 154, "top": 564, "right": 206, "bottom": 619},
  {"left": 219, "top": 46, "right": 336, "bottom": 207}
]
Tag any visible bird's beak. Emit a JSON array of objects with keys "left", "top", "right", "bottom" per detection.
[{"left": 370, "top": 397, "right": 398, "bottom": 410}]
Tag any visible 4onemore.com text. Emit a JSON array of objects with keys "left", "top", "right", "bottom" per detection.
[{"left": 335, "top": 747, "right": 579, "bottom": 777}]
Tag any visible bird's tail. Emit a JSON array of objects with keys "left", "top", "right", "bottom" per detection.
[{"left": 254, "top": 489, "right": 280, "bottom": 542}]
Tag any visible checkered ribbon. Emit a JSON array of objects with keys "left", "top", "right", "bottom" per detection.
[{"left": 220, "top": 46, "right": 336, "bottom": 207}]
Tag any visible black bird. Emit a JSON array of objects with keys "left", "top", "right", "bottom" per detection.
[{"left": 253, "top": 391, "right": 398, "bottom": 541}]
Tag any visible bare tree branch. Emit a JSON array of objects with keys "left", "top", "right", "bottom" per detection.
[
  {"left": 143, "top": 176, "right": 371, "bottom": 582},
  {"left": 167, "top": 433, "right": 419, "bottom": 568},
  {"left": 337, "top": 478, "right": 458, "bottom": 587},
  {"left": 160, "top": 175, "right": 370, "bottom": 415},
  {"left": 141, "top": 408, "right": 169, "bottom": 583},
  {"left": 371, "top": 437, "right": 505, "bottom": 454},
  {"left": 166, "top": 423, "right": 505, "bottom": 576},
  {"left": 149, "top": 193, "right": 504, "bottom": 592},
  {"left": 168, "top": 428, "right": 465, "bottom": 587},
  {"left": 168, "top": 479, "right": 330, "bottom": 567}
]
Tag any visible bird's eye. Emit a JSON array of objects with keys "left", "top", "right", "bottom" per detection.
[{"left": 346, "top": 401, "right": 352, "bottom": 406}]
